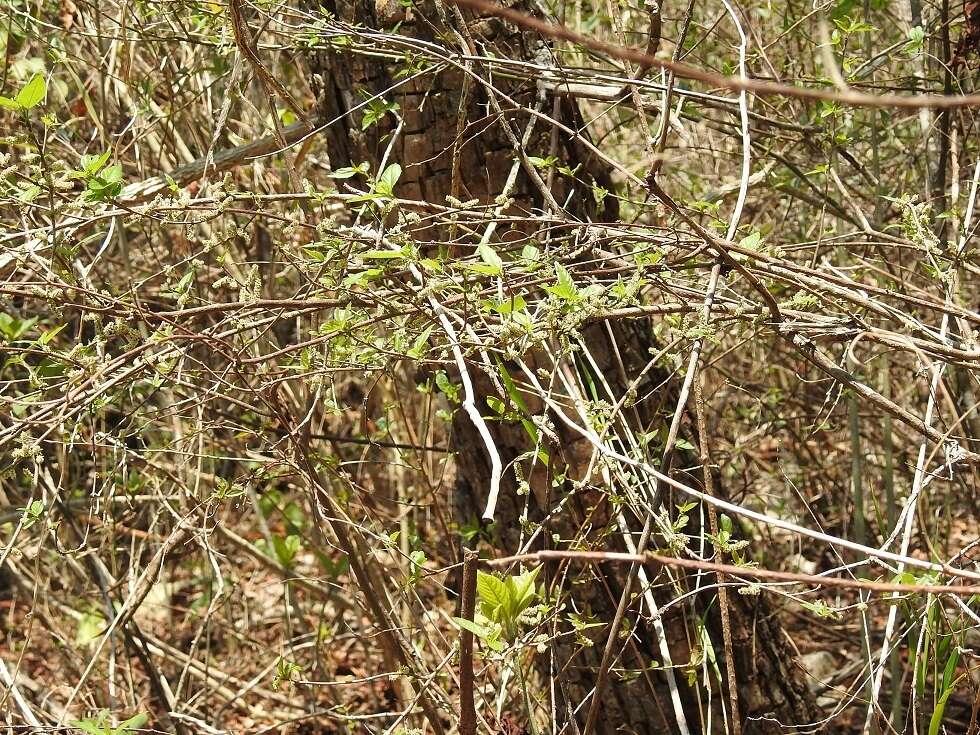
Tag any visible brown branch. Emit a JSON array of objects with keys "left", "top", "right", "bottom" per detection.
[
  {"left": 458, "top": 550, "right": 478, "bottom": 735},
  {"left": 446, "top": 0, "right": 980, "bottom": 109},
  {"left": 695, "top": 376, "right": 741, "bottom": 735},
  {"left": 488, "top": 550, "right": 980, "bottom": 596},
  {"left": 119, "top": 121, "right": 312, "bottom": 203},
  {"left": 783, "top": 330, "right": 980, "bottom": 464},
  {"left": 227, "top": 0, "right": 309, "bottom": 125}
]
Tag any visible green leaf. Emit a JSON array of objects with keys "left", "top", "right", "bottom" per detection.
[
  {"left": 738, "top": 231, "right": 762, "bottom": 250},
  {"left": 20, "top": 499, "right": 44, "bottom": 528},
  {"left": 929, "top": 686, "right": 955, "bottom": 735},
  {"left": 79, "top": 150, "right": 112, "bottom": 176},
  {"left": 486, "top": 396, "right": 506, "bottom": 415},
  {"left": 85, "top": 162, "right": 124, "bottom": 201},
  {"left": 17, "top": 184, "right": 40, "bottom": 202},
  {"left": 361, "top": 248, "right": 407, "bottom": 260},
  {"left": 475, "top": 243, "right": 503, "bottom": 274},
  {"left": 407, "top": 325, "right": 433, "bottom": 358},
  {"left": 71, "top": 713, "right": 109, "bottom": 735},
  {"left": 0, "top": 314, "right": 38, "bottom": 340},
  {"left": 556, "top": 262, "right": 574, "bottom": 288},
  {"left": 451, "top": 616, "right": 492, "bottom": 639},
  {"left": 101, "top": 163, "right": 123, "bottom": 184},
  {"left": 76, "top": 610, "right": 105, "bottom": 647},
  {"left": 451, "top": 616, "right": 505, "bottom": 651},
  {"left": 374, "top": 163, "right": 401, "bottom": 196},
  {"left": 464, "top": 263, "right": 503, "bottom": 276},
  {"left": 272, "top": 658, "right": 303, "bottom": 691},
  {"left": 941, "top": 647, "right": 961, "bottom": 693},
  {"left": 508, "top": 566, "right": 540, "bottom": 612},
  {"left": 488, "top": 294, "right": 526, "bottom": 314},
  {"left": 330, "top": 161, "right": 369, "bottom": 179},
  {"left": 497, "top": 361, "right": 530, "bottom": 415},
  {"left": 175, "top": 269, "right": 196, "bottom": 293},
  {"left": 115, "top": 713, "right": 149, "bottom": 735},
  {"left": 544, "top": 263, "right": 578, "bottom": 300},
  {"left": 15, "top": 74, "right": 46, "bottom": 109},
  {"left": 272, "top": 534, "right": 301, "bottom": 566},
  {"left": 476, "top": 570, "right": 508, "bottom": 619},
  {"left": 527, "top": 155, "right": 557, "bottom": 169}
]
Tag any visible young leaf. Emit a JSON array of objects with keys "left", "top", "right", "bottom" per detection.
[
  {"left": 527, "top": 155, "right": 557, "bottom": 169},
  {"left": 101, "top": 163, "right": 123, "bottom": 185},
  {"left": 407, "top": 325, "right": 433, "bottom": 358},
  {"left": 330, "top": 161, "right": 369, "bottom": 179},
  {"left": 488, "top": 294, "right": 526, "bottom": 314},
  {"left": 272, "top": 534, "right": 301, "bottom": 566},
  {"left": 15, "top": 74, "right": 46, "bottom": 109},
  {"left": 497, "top": 361, "right": 530, "bottom": 415},
  {"left": 510, "top": 566, "right": 540, "bottom": 611},
  {"left": 451, "top": 616, "right": 492, "bottom": 639},
  {"left": 479, "top": 244, "right": 502, "bottom": 269},
  {"left": 476, "top": 570, "right": 508, "bottom": 618},
  {"left": 78, "top": 150, "right": 112, "bottom": 177},
  {"left": 76, "top": 610, "right": 105, "bottom": 647},
  {"left": 464, "top": 243, "right": 504, "bottom": 276},
  {"left": 361, "top": 248, "right": 408, "bottom": 259},
  {"left": 17, "top": 184, "right": 41, "bottom": 202},
  {"left": 485, "top": 396, "right": 506, "bottom": 415},
  {"left": 544, "top": 262, "right": 578, "bottom": 300},
  {"left": 738, "top": 231, "right": 762, "bottom": 250},
  {"left": 71, "top": 713, "right": 109, "bottom": 735},
  {"left": 115, "top": 713, "right": 149, "bottom": 734},
  {"left": 928, "top": 686, "right": 956, "bottom": 735},
  {"left": 375, "top": 163, "right": 401, "bottom": 196}
]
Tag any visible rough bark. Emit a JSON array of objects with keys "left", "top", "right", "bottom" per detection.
[{"left": 304, "top": 3, "right": 818, "bottom": 732}]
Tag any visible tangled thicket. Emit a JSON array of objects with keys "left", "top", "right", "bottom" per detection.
[{"left": 3, "top": 0, "right": 980, "bottom": 732}]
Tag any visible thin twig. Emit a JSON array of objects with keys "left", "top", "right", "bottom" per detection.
[{"left": 459, "top": 550, "right": 479, "bottom": 735}]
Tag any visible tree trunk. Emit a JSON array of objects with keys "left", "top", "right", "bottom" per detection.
[{"left": 304, "top": 3, "right": 818, "bottom": 732}]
